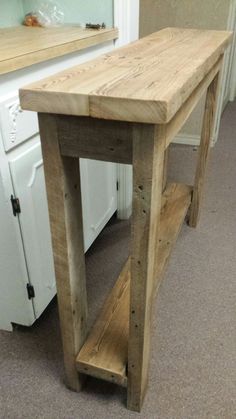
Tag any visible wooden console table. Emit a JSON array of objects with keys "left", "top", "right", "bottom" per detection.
[{"left": 20, "top": 28, "right": 232, "bottom": 412}]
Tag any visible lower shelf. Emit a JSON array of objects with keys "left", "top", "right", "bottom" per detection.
[{"left": 76, "top": 183, "right": 192, "bottom": 387}]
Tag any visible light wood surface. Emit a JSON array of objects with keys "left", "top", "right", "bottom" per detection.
[
  {"left": 164, "top": 57, "right": 222, "bottom": 148},
  {"left": 20, "top": 28, "right": 232, "bottom": 123},
  {"left": 77, "top": 260, "right": 130, "bottom": 387},
  {"left": 76, "top": 183, "right": 192, "bottom": 392},
  {"left": 38, "top": 113, "right": 88, "bottom": 392},
  {"left": 0, "top": 26, "right": 118, "bottom": 75},
  {"left": 57, "top": 57, "right": 222, "bottom": 161},
  {"left": 189, "top": 73, "right": 220, "bottom": 227}
]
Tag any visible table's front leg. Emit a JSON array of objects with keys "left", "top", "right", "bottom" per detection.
[
  {"left": 128, "top": 123, "right": 166, "bottom": 412},
  {"left": 38, "top": 113, "right": 87, "bottom": 392}
]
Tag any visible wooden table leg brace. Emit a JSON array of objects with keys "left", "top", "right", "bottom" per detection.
[{"left": 38, "top": 61, "right": 222, "bottom": 411}]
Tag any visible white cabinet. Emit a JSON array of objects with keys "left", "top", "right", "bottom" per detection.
[
  {"left": 80, "top": 159, "right": 117, "bottom": 251},
  {"left": 9, "top": 140, "right": 56, "bottom": 319},
  {"left": 0, "top": 40, "right": 118, "bottom": 331}
]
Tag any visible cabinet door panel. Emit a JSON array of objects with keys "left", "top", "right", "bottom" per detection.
[
  {"left": 80, "top": 159, "right": 117, "bottom": 251},
  {"left": 0, "top": 172, "right": 35, "bottom": 330},
  {"left": 9, "top": 139, "right": 56, "bottom": 318}
]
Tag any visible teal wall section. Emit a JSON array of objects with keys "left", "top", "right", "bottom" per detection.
[
  {"left": 0, "top": 0, "right": 24, "bottom": 27},
  {"left": 0, "top": 0, "right": 113, "bottom": 28},
  {"left": 22, "top": 0, "right": 114, "bottom": 26}
]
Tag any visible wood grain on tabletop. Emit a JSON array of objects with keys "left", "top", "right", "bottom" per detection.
[
  {"left": 19, "top": 28, "right": 232, "bottom": 124},
  {"left": 0, "top": 26, "right": 118, "bottom": 75}
]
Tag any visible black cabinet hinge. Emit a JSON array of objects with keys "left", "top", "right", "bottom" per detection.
[
  {"left": 10, "top": 195, "right": 21, "bottom": 216},
  {"left": 27, "top": 283, "right": 35, "bottom": 300},
  {"left": 116, "top": 181, "right": 119, "bottom": 191}
]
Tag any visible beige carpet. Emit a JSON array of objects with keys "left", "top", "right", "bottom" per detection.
[{"left": 0, "top": 101, "right": 236, "bottom": 419}]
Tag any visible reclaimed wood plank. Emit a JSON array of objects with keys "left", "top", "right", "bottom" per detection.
[
  {"left": 164, "top": 57, "right": 223, "bottom": 148},
  {"left": 38, "top": 113, "right": 88, "bottom": 392},
  {"left": 127, "top": 123, "right": 165, "bottom": 411},
  {"left": 20, "top": 28, "right": 232, "bottom": 123},
  {"left": 58, "top": 115, "right": 133, "bottom": 164},
  {"left": 77, "top": 260, "right": 130, "bottom": 387},
  {"left": 189, "top": 72, "right": 220, "bottom": 227}
]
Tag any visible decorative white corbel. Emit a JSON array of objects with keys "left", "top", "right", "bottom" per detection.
[{"left": 8, "top": 102, "right": 23, "bottom": 144}]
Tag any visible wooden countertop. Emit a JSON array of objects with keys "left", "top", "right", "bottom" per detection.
[
  {"left": 0, "top": 25, "right": 118, "bottom": 75},
  {"left": 20, "top": 27, "right": 232, "bottom": 124}
]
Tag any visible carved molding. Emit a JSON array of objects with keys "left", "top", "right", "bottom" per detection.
[
  {"left": 28, "top": 159, "right": 43, "bottom": 188},
  {"left": 8, "top": 102, "right": 23, "bottom": 144}
]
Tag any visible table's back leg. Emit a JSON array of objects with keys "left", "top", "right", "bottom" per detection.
[
  {"left": 162, "top": 148, "right": 169, "bottom": 191},
  {"left": 127, "top": 123, "right": 165, "bottom": 412},
  {"left": 189, "top": 71, "right": 221, "bottom": 227},
  {"left": 38, "top": 113, "right": 87, "bottom": 392}
]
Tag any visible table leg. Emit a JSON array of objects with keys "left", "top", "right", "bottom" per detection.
[
  {"left": 38, "top": 113, "right": 88, "bottom": 392},
  {"left": 162, "top": 148, "right": 169, "bottom": 191},
  {"left": 127, "top": 124, "right": 165, "bottom": 411},
  {"left": 189, "top": 72, "right": 220, "bottom": 227}
]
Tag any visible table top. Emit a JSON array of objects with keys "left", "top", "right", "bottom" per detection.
[
  {"left": 0, "top": 26, "right": 118, "bottom": 75},
  {"left": 20, "top": 27, "right": 232, "bottom": 124}
]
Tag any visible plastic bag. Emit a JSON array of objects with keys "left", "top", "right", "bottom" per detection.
[
  {"left": 23, "top": 1, "right": 64, "bottom": 27},
  {"left": 37, "top": 0, "right": 64, "bottom": 27}
]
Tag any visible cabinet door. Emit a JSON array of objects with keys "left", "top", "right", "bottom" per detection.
[
  {"left": 80, "top": 159, "right": 117, "bottom": 251},
  {"left": 9, "top": 141, "right": 118, "bottom": 319},
  {"left": 9, "top": 139, "right": 56, "bottom": 319},
  {"left": 0, "top": 171, "right": 35, "bottom": 330}
]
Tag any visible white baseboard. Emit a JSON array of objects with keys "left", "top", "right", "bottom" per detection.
[
  {"left": 173, "top": 133, "right": 216, "bottom": 147},
  {"left": 173, "top": 133, "right": 200, "bottom": 146}
]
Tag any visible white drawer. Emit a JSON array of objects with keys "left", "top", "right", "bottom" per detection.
[{"left": 0, "top": 95, "right": 39, "bottom": 151}]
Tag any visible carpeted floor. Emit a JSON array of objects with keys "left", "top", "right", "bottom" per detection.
[{"left": 0, "top": 101, "right": 236, "bottom": 419}]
